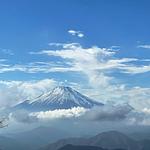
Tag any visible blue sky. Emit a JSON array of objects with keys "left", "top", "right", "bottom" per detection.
[{"left": 0, "top": 0, "right": 150, "bottom": 111}]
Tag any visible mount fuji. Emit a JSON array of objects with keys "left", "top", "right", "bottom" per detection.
[{"left": 12, "top": 86, "right": 103, "bottom": 112}]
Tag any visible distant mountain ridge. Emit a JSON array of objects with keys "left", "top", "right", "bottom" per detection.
[
  {"left": 0, "top": 135, "right": 26, "bottom": 150},
  {"left": 2, "top": 129, "right": 150, "bottom": 150},
  {"left": 58, "top": 144, "right": 104, "bottom": 150},
  {"left": 41, "top": 131, "right": 146, "bottom": 150},
  {"left": 6, "top": 126, "right": 70, "bottom": 150},
  {"left": 12, "top": 86, "right": 103, "bottom": 111},
  {"left": 58, "top": 144, "right": 126, "bottom": 150}
]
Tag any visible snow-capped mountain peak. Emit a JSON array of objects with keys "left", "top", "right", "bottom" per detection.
[{"left": 13, "top": 86, "right": 103, "bottom": 111}]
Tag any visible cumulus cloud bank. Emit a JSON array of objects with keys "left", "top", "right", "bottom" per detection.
[
  {"left": 0, "top": 79, "right": 57, "bottom": 108},
  {"left": 31, "top": 107, "right": 87, "bottom": 120},
  {"left": 9, "top": 110, "right": 38, "bottom": 124},
  {"left": 7, "top": 102, "right": 150, "bottom": 127},
  {"left": 9, "top": 104, "right": 133, "bottom": 123},
  {"left": 83, "top": 104, "right": 133, "bottom": 122}
]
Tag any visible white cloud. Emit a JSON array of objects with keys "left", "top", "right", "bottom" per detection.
[
  {"left": 0, "top": 79, "right": 57, "bottom": 108},
  {"left": 28, "top": 43, "right": 150, "bottom": 112},
  {"left": 9, "top": 104, "right": 134, "bottom": 123},
  {"left": 0, "top": 43, "right": 150, "bottom": 113},
  {"left": 121, "top": 65, "right": 150, "bottom": 74},
  {"left": 8, "top": 103, "right": 150, "bottom": 126},
  {"left": 0, "top": 43, "right": 149, "bottom": 75},
  {"left": 31, "top": 107, "right": 87, "bottom": 120},
  {"left": 110, "top": 86, "right": 150, "bottom": 111},
  {"left": 82, "top": 85, "right": 150, "bottom": 112},
  {"left": 68, "top": 30, "right": 84, "bottom": 38},
  {"left": 84, "top": 104, "right": 133, "bottom": 122},
  {"left": 137, "top": 44, "right": 150, "bottom": 49},
  {"left": 11, "top": 103, "right": 150, "bottom": 126},
  {"left": 31, "top": 43, "right": 144, "bottom": 88},
  {"left": 9, "top": 110, "right": 38, "bottom": 124},
  {"left": 142, "top": 108, "right": 150, "bottom": 114},
  {"left": 30, "top": 43, "right": 150, "bottom": 76}
]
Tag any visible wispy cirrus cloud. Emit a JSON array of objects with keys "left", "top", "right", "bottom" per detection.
[
  {"left": 137, "top": 44, "right": 150, "bottom": 49},
  {"left": 29, "top": 42, "right": 150, "bottom": 76},
  {"left": 120, "top": 65, "right": 150, "bottom": 74},
  {"left": 0, "top": 43, "right": 149, "bottom": 76}
]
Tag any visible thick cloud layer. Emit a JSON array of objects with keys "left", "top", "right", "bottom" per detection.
[
  {"left": 9, "top": 104, "right": 134, "bottom": 124},
  {"left": 83, "top": 104, "right": 133, "bottom": 121},
  {"left": 9, "top": 110, "right": 38, "bottom": 124}
]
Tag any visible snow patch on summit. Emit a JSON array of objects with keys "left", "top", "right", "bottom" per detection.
[{"left": 12, "top": 86, "right": 103, "bottom": 111}]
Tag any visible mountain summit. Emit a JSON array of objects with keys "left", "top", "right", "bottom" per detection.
[{"left": 13, "top": 86, "right": 103, "bottom": 111}]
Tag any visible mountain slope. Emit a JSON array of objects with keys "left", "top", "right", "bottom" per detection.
[
  {"left": 88, "top": 131, "right": 139, "bottom": 150},
  {"left": 13, "top": 86, "right": 103, "bottom": 111},
  {"left": 41, "top": 131, "right": 141, "bottom": 150},
  {"left": 7, "top": 126, "right": 70, "bottom": 150},
  {"left": 58, "top": 144, "right": 109, "bottom": 150},
  {"left": 0, "top": 135, "right": 25, "bottom": 150}
]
